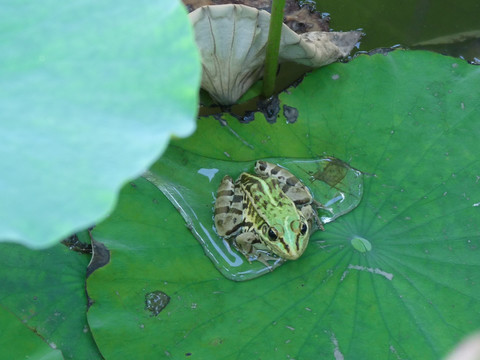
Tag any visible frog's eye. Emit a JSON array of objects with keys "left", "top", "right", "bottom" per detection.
[
  {"left": 268, "top": 228, "right": 278, "bottom": 241},
  {"left": 300, "top": 222, "right": 308, "bottom": 235}
]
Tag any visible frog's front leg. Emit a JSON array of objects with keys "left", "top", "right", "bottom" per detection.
[
  {"left": 235, "top": 232, "right": 279, "bottom": 268},
  {"left": 301, "top": 204, "right": 325, "bottom": 231},
  {"left": 214, "top": 175, "right": 244, "bottom": 237}
]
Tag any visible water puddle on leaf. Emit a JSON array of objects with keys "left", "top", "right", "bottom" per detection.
[
  {"left": 350, "top": 236, "right": 372, "bottom": 253},
  {"left": 145, "top": 291, "right": 170, "bottom": 316},
  {"left": 145, "top": 155, "right": 363, "bottom": 281}
]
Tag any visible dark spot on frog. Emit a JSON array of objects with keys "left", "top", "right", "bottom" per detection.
[
  {"left": 286, "top": 176, "right": 299, "bottom": 186},
  {"left": 214, "top": 206, "right": 230, "bottom": 215},
  {"left": 229, "top": 208, "right": 243, "bottom": 215},
  {"left": 280, "top": 239, "right": 290, "bottom": 252},
  {"left": 258, "top": 162, "right": 267, "bottom": 172},
  {"left": 232, "top": 194, "right": 243, "bottom": 203},
  {"left": 185, "top": 352, "right": 192, "bottom": 357},
  {"left": 218, "top": 189, "right": 234, "bottom": 197},
  {"left": 226, "top": 222, "right": 244, "bottom": 236},
  {"left": 271, "top": 166, "right": 281, "bottom": 175},
  {"left": 283, "top": 105, "right": 299, "bottom": 124}
]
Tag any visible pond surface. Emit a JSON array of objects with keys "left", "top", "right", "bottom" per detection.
[{"left": 318, "top": 0, "right": 480, "bottom": 63}]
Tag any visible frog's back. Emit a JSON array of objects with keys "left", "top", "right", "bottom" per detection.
[{"left": 238, "top": 173, "right": 299, "bottom": 224}]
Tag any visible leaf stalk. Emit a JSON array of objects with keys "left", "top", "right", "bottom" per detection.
[{"left": 262, "top": 0, "right": 286, "bottom": 98}]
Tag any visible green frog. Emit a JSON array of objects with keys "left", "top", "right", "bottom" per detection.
[{"left": 214, "top": 160, "right": 323, "bottom": 266}]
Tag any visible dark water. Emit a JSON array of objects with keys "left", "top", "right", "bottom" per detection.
[{"left": 318, "top": 0, "right": 480, "bottom": 63}]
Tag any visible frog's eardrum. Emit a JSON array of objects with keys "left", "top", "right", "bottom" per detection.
[{"left": 189, "top": 4, "right": 362, "bottom": 105}]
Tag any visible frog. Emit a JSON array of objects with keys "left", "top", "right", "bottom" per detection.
[{"left": 214, "top": 160, "right": 324, "bottom": 267}]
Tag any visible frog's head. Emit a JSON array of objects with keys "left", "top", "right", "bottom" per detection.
[{"left": 262, "top": 214, "right": 310, "bottom": 260}]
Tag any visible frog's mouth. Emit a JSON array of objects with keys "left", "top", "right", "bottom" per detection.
[{"left": 267, "top": 234, "right": 309, "bottom": 260}]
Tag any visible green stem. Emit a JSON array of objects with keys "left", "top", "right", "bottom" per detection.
[{"left": 262, "top": 0, "right": 286, "bottom": 98}]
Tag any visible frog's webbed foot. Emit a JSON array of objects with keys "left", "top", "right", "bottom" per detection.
[
  {"left": 312, "top": 209, "right": 325, "bottom": 231},
  {"left": 235, "top": 232, "right": 279, "bottom": 269},
  {"left": 234, "top": 232, "right": 258, "bottom": 262},
  {"left": 253, "top": 252, "right": 280, "bottom": 270},
  {"left": 313, "top": 199, "right": 329, "bottom": 211}
]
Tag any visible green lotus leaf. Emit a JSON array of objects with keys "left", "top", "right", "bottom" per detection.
[
  {"left": 0, "top": 242, "right": 100, "bottom": 359},
  {"left": 0, "top": 306, "right": 64, "bottom": 360},
  {"left": 87, "top": 51, "right": 480, "bottom": 359},
  {"left": 0, "top": 0, "right": 200, "bottom": 249}
]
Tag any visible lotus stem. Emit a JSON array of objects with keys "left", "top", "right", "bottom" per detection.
[{"left": 262, "top": 0, "right": 286, "bottom": 98}]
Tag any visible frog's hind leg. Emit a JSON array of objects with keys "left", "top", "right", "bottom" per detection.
[{"left": 214, "top": 175, "right": 244, "bottom": 237}]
